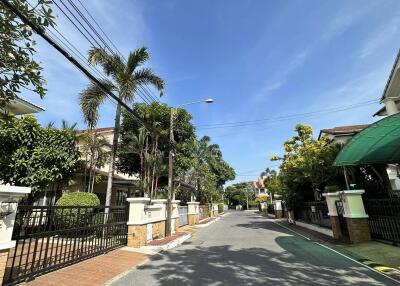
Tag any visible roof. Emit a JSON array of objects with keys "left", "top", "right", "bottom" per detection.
[
  {"left": 381, "top": 49, "right": 400, "bottom": 102},
  {"left": 319, "top": 124, "right": 369, "bottom": 138},
  {"left": 78, "top": 127, "right": 114, "bottom": 134},
  {"left": 334, "top": 113, "right": 400, "bottom": 166},
  {"left": 3, "top": 97, "right": 44, "bottom": 115}
]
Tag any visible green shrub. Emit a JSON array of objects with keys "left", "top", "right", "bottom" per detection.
[
  {"left": 218, "top": 203, "right": 224, "bottom": 213},
  {"left": 55, "top": 192, "right": 100, "bottom": 230}
]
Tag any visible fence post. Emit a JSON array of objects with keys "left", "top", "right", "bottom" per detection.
[
  {"left": 187, "top": 202, "right": 200, "bottom": 225},
  {"left": 126, "top": 198, "right": 168, "bottom": 247},
  {"left": 340, "top": 190, "right": 371, "bottom": 243},
  {"left": 171, "top": 200, "right": 180, "bottom": 233},
  {"left": 323, "top": 192, "right": 342, "bottom": 239},
  {"left": 0, "top": 185, "right": 31, "bottom": 284}
]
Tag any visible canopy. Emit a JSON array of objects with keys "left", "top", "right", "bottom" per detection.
[{"left": 334, "top": 112, "right": 400, "bottom": 166}]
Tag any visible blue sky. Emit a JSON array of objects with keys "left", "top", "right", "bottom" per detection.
[{"left": 23, "top": 0, "right": 400, "bottom": 184}]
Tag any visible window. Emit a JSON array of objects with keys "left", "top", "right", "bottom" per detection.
[{"left": 116, "top": 189, "right": 127, "bottom": 205}]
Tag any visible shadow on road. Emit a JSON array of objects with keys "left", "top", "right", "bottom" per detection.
[{"left": 139, "top": 244, "right": 388, "bottom": 285}]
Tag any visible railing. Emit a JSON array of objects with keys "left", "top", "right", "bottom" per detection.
[
  {"left": 364, "top": 198, "right": 400, "bottom": 244},
  {"left": 294, "top": 201, "right": 331, "bottom": 228},
  {"left": 4, "top": 205, "right": 127, "bottom": 284},
  {"left": 267, "top": 204, "right": 275, "bottom": 215}
]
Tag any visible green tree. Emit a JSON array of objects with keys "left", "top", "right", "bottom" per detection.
[
  {"left": 1, "top": 0, "right": 55, "bottom": 109},
  {"left": 192, "top": 136, "right": 235, "bottom": 203},
  {"left": 270, "top": 124, "right": 343, "bottom": 202},
  {"left": 118, "top": 102, "right": 195, "bottom": 197},
  {"left": 0, "top": 115, "right": 81, "bottom": 200},
  {"left": 79, "top": 47, "right": 164, "bottom": 206}
]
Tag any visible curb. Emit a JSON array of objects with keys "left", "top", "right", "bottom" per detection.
[
  {"left": 141, "top": 232, "right": 192, "bottom": 252},
  {"left": 196, "top": 217, "right": 220, "bottom": 228}
]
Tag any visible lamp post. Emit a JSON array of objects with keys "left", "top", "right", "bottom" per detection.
[{"left": 165, "top": 98, "right": 214, "bottom": 236}]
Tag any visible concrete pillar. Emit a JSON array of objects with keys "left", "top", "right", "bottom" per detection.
[
  {"left": 187, "top": 202, "right": 200, "bottom": 225},
  {"left": 0, "top": 185, "right": 31, "bottom": 283},
  {"left": 323, "top": 192, "right": 342, "bottom": 239},
  {"left": 126, "top": 198, "right": 167, "bottom": 247},
  {"left": 274, "top": 200, "right": 283, "bottom": 219},
  {"left": 384, "top": 99, "right": 398, "bottom": 115},
  {"left": 171, "top": 200, "right": 180, "bottom": 232},
  {"left": 341, "top": 190, "right": 371, "bottom": 243},
  {"left": 212, "top": 204, "right": 219, "bottom": 217}
]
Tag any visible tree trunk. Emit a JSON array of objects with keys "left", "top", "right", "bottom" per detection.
[{"left": 105, "top": 103, "right": 122, "bottom": 207}]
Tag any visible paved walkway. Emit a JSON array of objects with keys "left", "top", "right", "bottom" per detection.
[
  {"left": 24, "top": 249, "right": 148, "bottom": 286},
  {"left": 111, "top": 211, "right": 400, "bottom": 286}
]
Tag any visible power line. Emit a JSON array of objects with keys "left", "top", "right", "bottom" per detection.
[
  {"left": 0, "top": 0, "right": 149, "bottom": 128},
  {"left": 197, "top": 99, "right": 379, "bottom": 130},
  {"left": 53, "top": 0, "right": 158, "bottom": 105}
]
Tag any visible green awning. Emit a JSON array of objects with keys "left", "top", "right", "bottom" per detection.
[{"left": 334, "top": 113, "right": 400, "bottom": 166}]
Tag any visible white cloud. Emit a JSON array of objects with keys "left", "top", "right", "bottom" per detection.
[{"left": 359, "top": 16, "right": 400, "bottom": 59}]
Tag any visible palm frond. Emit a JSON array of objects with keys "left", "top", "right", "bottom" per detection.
[
  {"left": 126, "top": 47, "right": 149, "bottom": 75},
  {"left": 79, "top": 80, "right": 113, "bottom": 129},
  {"left": 133, "top": 68, "right": 165, "bottom": 97},
  {"left": 88, "top": 47, "right": 124, "bottom": 79}
]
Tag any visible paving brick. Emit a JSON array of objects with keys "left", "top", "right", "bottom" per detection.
[{"left": 23, "top": 249, "right": 148, "bottom": 286}]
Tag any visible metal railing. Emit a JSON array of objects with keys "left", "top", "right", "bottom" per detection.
[
  {"left": 267, "top": 204, "right": 275, "bottom": 215},
  {"left": 364, "top": 198, "right": 400, "bottom": 244},
  {"left": 294, "top": 201, "right": 331, "bottom": 228},
  {"left": 4, "top": 205, "right": 127, "bottom": 284}
]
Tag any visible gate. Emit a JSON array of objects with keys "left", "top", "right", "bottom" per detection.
[
  {"left": 335, "top": 201, "right": 349, "bottom": 238},
  {"left": 364, "top": 198, "right": 400, "bottom": 244},
  {"left": 4, "top": 205, "right": 127, "bottom": 284},
  {"left": 178, "top": 206, "right": 188, "bottom": 226}
]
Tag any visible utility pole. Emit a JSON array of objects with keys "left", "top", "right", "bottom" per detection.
[
  {"left": 165, "top": 99, "right": 214, "bottom": 237},
  {"left": 165, "top": 107, "right": 175, "bottom": 237}
]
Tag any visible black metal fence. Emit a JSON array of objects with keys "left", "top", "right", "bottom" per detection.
[
  {"left": 4, "top": 205, "right": 127, "bottom": 284},
  {"left": 364, "top": 198, "right": 400, "bottom": 244},
  {"left": 267, "top": 204, "right": 275, "bottom": 215},
  {"left": 294, "top": 201, "right": 331, "bottom": 228}
]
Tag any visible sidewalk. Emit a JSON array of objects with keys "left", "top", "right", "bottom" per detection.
[
  {"left": 24, "top": 249, "right": 148, "bottom": 286},
  {"left": 275, "top": 219, "right": 400, "bottom": 276}
]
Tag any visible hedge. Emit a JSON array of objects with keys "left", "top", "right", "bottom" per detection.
[{"left": 55, "top": 192, "right": 100, "bottom": 229}]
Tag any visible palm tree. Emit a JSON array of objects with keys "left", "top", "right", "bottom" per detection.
[{"left": 79, "top": 47, "right": 164, "bottom": 206}]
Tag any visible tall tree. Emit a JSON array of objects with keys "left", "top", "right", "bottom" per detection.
[
  {"left": 270, "top": 124, "right": 343, "bottom": 202},
  {"left": 118, "top": 102, "right": 195, "bottom": 197},
  {"left": 79, "top": 47, "right": 164, "bottom": 206},
  {"left": 0, "top": 115, "right": 81, "bottom": 201},
  {"left": 1, "top": 0, "right": 54, "bottom": 109}
]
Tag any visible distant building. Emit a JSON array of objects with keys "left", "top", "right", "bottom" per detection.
[
  {"left": 318, "top": 125, "right": 370, "bottom": 144},
  {"left": 253, "top": 175, "right": 267, "bottom": 197}
]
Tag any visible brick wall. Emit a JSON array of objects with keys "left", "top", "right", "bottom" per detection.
[
  {"left": 188, "top": 214, "right": 199, "bottom": 226},
  {"left": 0, "top": 248, "right": 9, "bottom": 284},
  {"left": 346, "top": 217, "right": 371, "bottom": 243},
  {"left": 330, "top": 216, "right": 342, "bottom": 239},
  {"left": 127, "top": 224, "right": 147, "bottom": 247},
  {"left": 152, "top": 221, "right": 166, "bottom": 239}
]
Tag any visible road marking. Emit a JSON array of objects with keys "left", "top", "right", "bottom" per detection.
[{"left": 271, "top": 220, "right": 400, "bottom": 284}]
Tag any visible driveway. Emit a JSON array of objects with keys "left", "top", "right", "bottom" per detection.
[{"left": 111, "top": 211, "right": 399, "bottom": 285}]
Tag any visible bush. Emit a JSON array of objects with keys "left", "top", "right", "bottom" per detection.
[
  {"left": 55, "top": 192, "right": 100, "bottom": 230},
  {"left": 218, "top": 203, "right": 224, "bottom": 213}
]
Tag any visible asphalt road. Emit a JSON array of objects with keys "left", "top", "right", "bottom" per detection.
[{"left": 111, "top": 211, "right": 400, "bottom": 286}]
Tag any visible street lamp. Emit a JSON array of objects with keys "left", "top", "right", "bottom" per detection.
[{"left": 165, "top": 98, "right": 214, "bottom": 236}]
